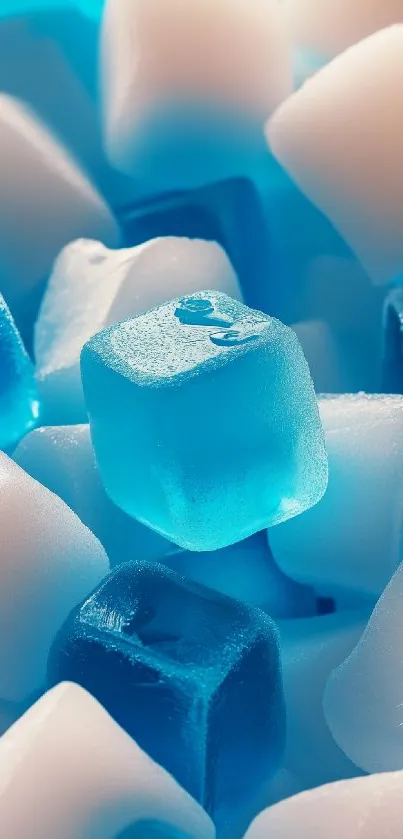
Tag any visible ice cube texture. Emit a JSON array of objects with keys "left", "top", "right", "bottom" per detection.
[
  {"left": 14, "top": 424, "right": 178, "bottom": 567},
  {"left": 101, "top": 0, "right": 292, "bottom": 191},
  {"left": 0, "top": 681, "right": 214, "bottom": 839},
  {"left": 81, "top": 291, "right": 328, "bottom": 551},
  {"left": 0, "top": 294, "right": 38, "bottom": 450},
  {"left": 269, "top": 394, "right": 403, "bottom": 599},
  {"left": 48, "top": 560, "right": 285, "bottom": 837},
  {"left": 267, "top": 26, "right": 403, "bottom": 285},
  {"left": 324, "top": 559, "right": 403, "bottom": 773},
  {"left": 35, "top": 237, "right": 240, "bottom": 423},
  {"left": 244, "top": 770, "right": 403, "bottom": 839},
  {"left": 0, "top": 452, "right": 108, "bottom": 702}
]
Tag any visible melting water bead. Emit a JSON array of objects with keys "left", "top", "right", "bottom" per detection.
[{"left": 81, "top": 291, "right": 328, "bottom": 551}]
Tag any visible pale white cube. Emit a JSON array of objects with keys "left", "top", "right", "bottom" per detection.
[
  {"left": 0, "top": 453, "right": 108, "bottom": 702},
  {"left": 267, "top": 27, "right": 403, "bottom": 284},
  {"left": 269, "top": 395, "right": 403, "bottom": 598},
  {"left": 0, "top": 682, "right": 215, "bottom": 839}
]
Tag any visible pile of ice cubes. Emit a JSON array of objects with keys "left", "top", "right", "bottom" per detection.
[{"left": 0, "top": 1, "right": 403, "bottom": 837}]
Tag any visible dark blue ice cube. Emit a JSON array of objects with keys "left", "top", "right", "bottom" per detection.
[{"left": 48, "top": 560, "right": 285, "bottom": 836}]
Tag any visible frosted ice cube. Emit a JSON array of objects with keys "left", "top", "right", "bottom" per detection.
[
  {"left": 101, "top": 0, "right": 291, "bottom": 190},
  {"left": 0, "top": 682, "right": 214, "bottom": 839},
  {"left": 267, "top": 27, "right": 403, "bottom": 284},
  {"left": 0, "top": 453, "right": 108, "bottom": 702},
  {"left": 279, "top": 612, "right": 366, "bottom": 789},
  {"left": 324, "top": 560, "right": 403, "bottom": 773},
  {"left": 14, "top": 424, "right": 178, "bottom": 566},
  {"left": 0, "top": 93, "right": 118, "bottom": 331},
  {"left": 35, "top": 237, "right": 240, "bottom": 423},
  {"left": 269, "top": 394, "right": 403, "bottom": 598},
  {"left": 244, "top": 770, "right": 403, "bottom": 839}
]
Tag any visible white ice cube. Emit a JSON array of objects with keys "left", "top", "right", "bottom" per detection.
[
  {"left": 0, "top": 453, "right": 108, "bottom": 703},
  {"left": 35, "top": 236, "right": 241, "bottom": 423},
  {"left": 0, "top": 682, "right": 215, "bottom": 839},
  {"left": 267, "top": 27, "right": 403, "bottom": 284},
  {"left": 101, "top": 0, "right": 292, "bottom": 188},
  {"left": 269, "top": 394, "right": 403, "bottom": 598},
  {"left": 324, "top": 560, "right": 403, "bottom": 773},
  {"left": 14, "top": 424, "right": 178, "bottom": 567},
  {"left": 284, "top": 0, "right": 403, "bottom": 59},
  {"left": 278, "top": 612, "right": 365, "bottom": 789},
  {"left": 244, "top": 770, "right": 403, "bottom": 839},
  {"left": 0, "top": 94, "right": 118, "bottom": 325}
]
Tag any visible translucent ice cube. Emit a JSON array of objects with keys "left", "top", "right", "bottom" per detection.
[
  {"left": 0, "top": 294, "right": 38, "bottom": 450},
  {"left": 0, "top": 682, "right": 214, "bottom": 839},
  {"left": 278, "top": 612, "right": 366, "bottom": 789},
  {"left": 35, "top": 237, "right": 240, "bottom": 423},
  {"left": 0, "top": 93, "right": 118, "bottom": 334},
  {"left": 324, "top": 559, "right": 403, "bottom": 773},
  {"left": 14, "top": 424, "right": 179, "bottom": 566},
  {"left": 269, "top": 394, "right": 403, "bottom": 598},
  {"left": 244, "top": 770, "right": 403, "bottom": 839},
  {"left": 81, "top": 291, "right": 327, "bottom": 550},
  {"left": 101, "top": 0, "right": 291, "bottom": 191},
  {"left": 0, "top": 453, "right": 108, "bottom": 702},
  {"left": 267, "top": 27, "right": 403, "bottom": 285},
  {"left": 48, "top": 561, "right": 285, "bottom": 838}
]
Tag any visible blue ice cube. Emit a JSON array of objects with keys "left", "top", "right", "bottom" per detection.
[
  {"left": 48, "top": 560, "right": 285, "bottom": 836},
  {"left": 0, "top": 295, "right": 38, "bottom": 450},
  {"left": 382, "top": 286, "right": 403, "bottom": 393},
  {"left": 81, "top": 291, "right": 328, "bottom": 551}
]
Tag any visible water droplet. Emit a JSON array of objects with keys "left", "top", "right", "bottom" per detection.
[
  {"left": 176, "top": 297, "right": 214, "bottom": 314},
  {"left": 210, "top": 322, "right": 266, "bottom": 347},
  {"left": 175, "top": 296, "right": 233, "bottom": 327}
]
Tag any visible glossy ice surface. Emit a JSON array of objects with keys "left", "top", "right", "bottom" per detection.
[
  {"left": 48, "top": 560, "right": 285, "bottom": 837},
  {"left": 81, "top": 291, "right": 328, "bottom": 550},
  {"left": 0, "top": 295, "right": 38, "bottom": 449}
]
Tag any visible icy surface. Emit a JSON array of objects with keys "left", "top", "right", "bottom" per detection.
[
  {"left": 267, "top": 26, "right": 403, "bottom": 285},
  {"left": 35, "top": 237, "right": 240, "bottom": 423},
  {"left": 14, "top": 424, "right": 178, "bottom": 567},
  {"left": 81, "top": 291, "right": 327, "bottom": 550},
  {"left": 0, "top": 453, "right": 108, "bottom": 702},
  {"left": 244, "top": 770, "right": 403, "bottom": 839},
  {"left": 0, "top": 93, "right": 118, "bottom": 332},
  {"left": 48, "top": 560, "right": 285, "bottom": 838},
  {"left": 0, "top": 682, "right": 214, "bottom": 839},
  {"left": 0, "top": 294, "right": 38, "bottom": 449},
  {"left": 324, "top": 560, "right": 403, "bottom": 773},
  {"left": 101, "top": 0, "right": 291, "bottom": 189},
  {"left": 269, "top": 394, "right": 403, "bottom": 598},
  {"left": 278, "top": 612, "right": 366, "bottom": 790}
]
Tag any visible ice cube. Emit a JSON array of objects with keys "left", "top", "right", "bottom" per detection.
[
  {"left": 101, "top": 0, "right": 291, "bottom": 191},
  {"left": 279, "top": 612, "right": 366, "bottom": 789},
  {"left": 0, "top": 681, "right": 214, "bottom": 839},
  {"left": 267, "top": 27, "right": 403, "bottom": 285},
  {"left": 0, "top": 452, "right": 108, "bottom": 702},
  {"left": 48, "top": 560, "right": 285, "bottom": 838},
  {"left": 14, "top": 424, "right": 178, "bottom": 567},
  {"left": 269, "top": 394, "right": 403, "bottom": 598},
  {"left": 0, "top": 293, "right": 38, "bottom": 450},
  {"left": 35, "top": 237, "right": 240, "bottom": 423},
  {"left": 0, "top": 93, "right": 118, "bottom": 335},
  {"left": 244, "top": 770, "right": 403, "bottom": 839},
  {"left": 81, "top": 291, "right": 327, "bottom": 551},
  {"left": 324, "top": 559, "right": 403, "bottom": 773}
]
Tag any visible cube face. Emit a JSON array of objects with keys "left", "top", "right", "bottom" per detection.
[
  {"left": 0, "top": 295, "right": 38, "bottom": 449},
  {"left": 82, "top": 291, "right": 327, "bottom": 550},
  {"left": 48, "top": 561, "right": 285, "bottom": 833}
]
